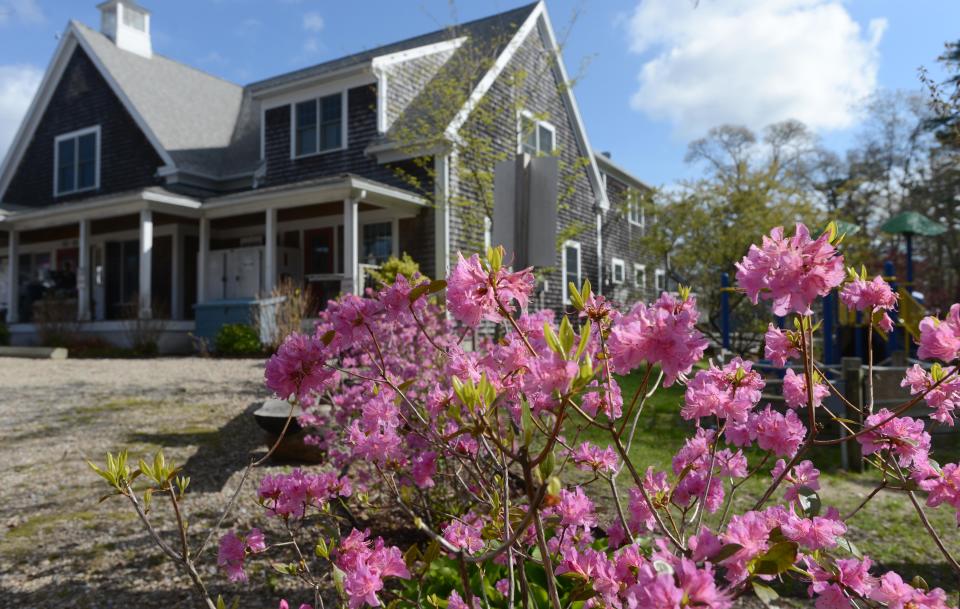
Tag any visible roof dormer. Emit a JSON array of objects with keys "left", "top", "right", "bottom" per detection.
[{"left": 98, "top": 0, "right": 152, "bottom": 58}]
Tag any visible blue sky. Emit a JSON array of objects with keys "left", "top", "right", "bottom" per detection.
[{"left": 1, "top": 0, "right": 958, "bottom": 188}]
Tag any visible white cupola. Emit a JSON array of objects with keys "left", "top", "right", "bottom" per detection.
[{"left": 98, "top": 0, "right": 152, "bottom": 58}]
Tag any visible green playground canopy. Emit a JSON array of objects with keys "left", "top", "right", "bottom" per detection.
[{"left": 881, "top": 211, "right": 947, "bottom": 236}]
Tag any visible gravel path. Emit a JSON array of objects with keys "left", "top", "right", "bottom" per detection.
[{"left": 0, "top": 357, "right": 305, "bottom": 609}]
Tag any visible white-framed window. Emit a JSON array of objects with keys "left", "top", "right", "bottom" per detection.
[
  {"left": 655, "top": 268, "right": 666, "bottom": 292},
  {"left": 123, "top": 5, "right": 147, "bottom": 31},
  {"left": 54, "top": 126, "right": 100, "bottom": 197},
  {"left": 561, "top": 240, "right": 581, "bottom": 305},
  {"left": 519, "top": 110, "right": 556, "bottom": 156},
  {"left": 293, "top": 91, "right": 346, "bottom": 158},
  {"left": 627, "top": 189, "right": 645, "bottom": 229},
  {"left": 633, "top": 263, "right": 646, "bottom": 289},
  {"left": 611, "top": 258, "right": 625, "bottom": 284},
  {"left": 483, "top": 216, "right": 492, "bottom": 252}
]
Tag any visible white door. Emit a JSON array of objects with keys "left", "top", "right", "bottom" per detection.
[
  {"left": 227, "top": 247, "right": 261, "bottom": 299},
  {"left": 206, "top": 251, "right": 226, "bottom": 301}
]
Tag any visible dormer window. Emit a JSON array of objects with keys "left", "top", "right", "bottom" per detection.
[
  {"left": 519, "top": 110, "right": 555, "bottom": 156},
  {"left": 54, "top": 126, "right": 100, "bottom": 197},
  {"left": 294, "top": 92, "right": 346, "bottom": 158}
]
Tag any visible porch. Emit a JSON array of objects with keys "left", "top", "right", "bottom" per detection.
[{"left": 1, "top": 177, "right": 428, "bottom": 352}]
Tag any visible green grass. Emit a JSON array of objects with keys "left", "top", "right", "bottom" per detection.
[{"left": 564, "top": 370, "right": 960, "bottom": 597}]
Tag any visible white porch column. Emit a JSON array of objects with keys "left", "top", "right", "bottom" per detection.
[
  {"left": 264, "top": 208, "right": 277, "bottom": 296},
  {"left": 197, "top": 217, "right": 209, "bottom": 304},
  {"left": 6, "top": 230, "right": 18, "bottom": 324},
  {"left": 342, "top": 198, "right": 359, "bottom": 295},
  {"left": 78, "top": 219, "right": 91, "bottom": 321},
  {"left": 434, "top": 154, "right": 450, "bottom": 278},
  {"left": 171, "top": 224, "right": 182, "bottom": 320},
  {"left": 139, "top": 209, "right": 153, "bottom": 319}
]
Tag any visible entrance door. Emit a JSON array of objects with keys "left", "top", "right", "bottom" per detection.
[
  {"left": 105, "top": 240, "right": 139, "bottom": 319},
  {"left": 303, "top": 227, "right": 336, "bottom": 311},
  {"left": 304, "top": 228, "right": 334, "bottom": 275}
]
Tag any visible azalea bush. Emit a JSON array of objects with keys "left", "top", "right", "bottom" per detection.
[{"left": 91, "top": 223, "right": 960, "bottom": 609}]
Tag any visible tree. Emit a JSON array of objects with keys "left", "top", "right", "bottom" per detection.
[{"left": 637, "top": 122, "right": 824, "bottom": 352}]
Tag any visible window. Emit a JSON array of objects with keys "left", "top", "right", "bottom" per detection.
[
  {"left": 655, "top": 268, "right": 666, "bottom": 292},
  {"left": 562, "top": 240, "right": 581, "bottom": 305},
  {"left": 294, "top": 92, "right": 345, "bottom": 157},
  {"left": 519, "top": 111, "right": 556, "bottom": 156},
  {"left": 612, "top": 258, "right": 625, "bottom": 284},
  {"left": 54, "top": 126, "right": 99, "bottom": 196},
  {"left": 627, "top": 190, "right": 645, "bottom": 228},
  {"left": 122, "top": 6, "right": 146, "bottom": 31},
  {"left": 362, "top": 222, "right": 392, "bottom": 265},
  {"left": 634, "top": 263, "right": 646, "bottom": 289}
]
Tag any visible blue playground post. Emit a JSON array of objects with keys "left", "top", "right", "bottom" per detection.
[
  {"left": 906, "top": 234, "right": 914, "bottom": 287},
  {"left": 823, "top": 292, "right": 836, "bottom": 366},
  {"left": 883, "top": 260, "right": 900, "bottom": 358},
  {"left": 721, "top": 272, "right": 731, "bottom": 351}
]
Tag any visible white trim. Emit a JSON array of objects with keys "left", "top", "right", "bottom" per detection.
[
  {"left": 655, "top": 268, "right": 666, "bottom": 292},
  {"left": 633, "top": 263, "right": 646, "bottom": 289},
  {"left": 611, "top": 257, "right": 625, "bottom": 285},
  {"left": 445, "top": 4, "right": 543, "bottom": 140},
  {"left": 1, "top": 189, "right": 201, "bottom": 231},
  {"left": 376, "top": 71, "right": 388, "bottom": 134},
  {"left": 434, "top": 153, "right": 450, "bottom": 277},
  {"left": 53, "top": 125, "right": 101, "bottom": 197},
  {"left": 536, "top": 5, "right": 610, "bottom": 209},
  {"left": 628, "top": 197, "right": 644, "bottom": 229},
  {"left": 372, "top": 37, "right": 468, "bottom": 69},
  {"left": 249, "top": 64, "right": 373, "bottom": 100},
  {"left": 289, "top": 90, "right": 349, "bottom": 160},
  {"left": 561, "top": 239, "right": 581, "bottom": 306}
]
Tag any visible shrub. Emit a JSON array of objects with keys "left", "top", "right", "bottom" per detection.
[
  {"left": 214, "top": 323, "right": 262, "bottom": 356},
  {"left": 90, "top": 227, "right": 960, "bottom": 609}
]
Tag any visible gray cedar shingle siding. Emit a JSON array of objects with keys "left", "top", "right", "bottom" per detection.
[
  {"left": 262, "top": 84, "right": 416, "bottom": 191},
  {"left": 601, "top": 172, "right": 659, "bottom": 306},
  {"left": 4, "top": 47, "right": 164, "bottom": 208},
  {"left": 383, "top": 48, "right": 460, "bottom": 131},
  {"left": 449, "top": 20, "right": 602, "bottom": 313}
]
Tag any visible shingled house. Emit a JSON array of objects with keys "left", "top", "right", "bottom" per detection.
[{"left": 0, "top": 0, "right": 659, "bottom": 351}]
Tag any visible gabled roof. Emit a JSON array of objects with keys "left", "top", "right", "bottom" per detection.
[
  {"left": 247, "top": 3, "right": 539, "bottom": 95},
  {"left": 72, "top": 21, "right": 252, "bottom": 177}
]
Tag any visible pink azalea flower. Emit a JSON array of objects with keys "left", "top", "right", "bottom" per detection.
[
  {"left": 919, "top": 463, "right": 960, "bottom": 523},
  {"left": 751, "top": 405, "right": 807, "bottom": 457},
  {"left": 556, "top": 486, "right": 597, "bottom": 529},
  {"left": 771, "top": 459, "right": 820, "bottom": 502},
  {"left": 411, "top": 451, "right": 438, "bottom": 488},
  {"left": 736, "top": 223, "right": 845, "bottom": 316},
  {"left": 682, "top": 357, "right": 764, "bottom": 422},
  {"left": 841, "top": 275, "right": 898, "bottom": 311},
  {"left": 858, "top": 408, "right": 931, "bottom": 468},
  {"left": 446, "top": 252, "right": 534, "bottom": 327},
  {"left": 676, "top": 558, "right": 731, "bottom": 609},
  {"left": 918, "top": 304, "right": 960, "bottom": 363},
  {"left": 608, "top": 292, "right": 708, "bottom": 386},
  {"left": 782, "top": 511, "right": 846, "bottom": 549},
  {"left": 495, "top": 579, "right": 510, "bottom": 596},
  {"left": 335, "top": 530, "right": 411, "bottom": 609},
  {"left": 581, "top": 379, "right": 624, "bottom": 419},
  {"left": 217, "top": 529, "right": 266, "bottom": 583},
  {"left": 265, "top": 332, "right": 338, "bottom": 406},
  {"left": 782, "top": 368, "right": 829, "bottom": 410},
  {"left": 765, "top": 324, "right": 801, "bottom": 367},
  {"left": 570, "top": 441, "right": 619, "bottom": 473},
  {"left": 442, "top": 518, "right": 485, "bottom": 554},
  {"left": 870, "top": 571, "right": 950, "bottom": 609},
  {"left": 901, "top": 364, "right": 960, "bottom": 425}
]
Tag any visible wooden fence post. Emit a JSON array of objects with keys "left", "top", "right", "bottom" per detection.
[{"left": 842, "top": 357, "right": 864, "bottom": 473}]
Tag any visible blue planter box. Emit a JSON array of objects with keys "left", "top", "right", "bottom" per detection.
[{"left": 193, "top": 297, "right": 286, "bottom": 347}]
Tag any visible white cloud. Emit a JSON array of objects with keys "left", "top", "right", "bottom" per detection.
[
  {"left": 302, "top": 11, "right": 324, "bottom": 33},
  {"left": 0, "top": 65, "right": 42, "bottom": 162},
  {"left": 0, "top": 0, "right": 45, "bottom": 25},
  {"left": 626, "top": 0, "right": 887, "bottom": 138},
  {"left": 302, "top": 37, "right": 320, "bottom": 54}
]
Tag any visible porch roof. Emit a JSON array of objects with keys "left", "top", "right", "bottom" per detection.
[
  {"left": 0, "top": 187, "right": 202, "bottom": 231},
  {"left": 202, "top": 174, "right": 428, "bottom": 219}
]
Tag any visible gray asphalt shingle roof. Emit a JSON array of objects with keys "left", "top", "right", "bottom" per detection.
[{"left": 74, "top": 2, "right": 539, "bottom": 181}]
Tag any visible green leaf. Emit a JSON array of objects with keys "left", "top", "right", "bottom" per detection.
[
  {"left": 559, "top": 316, "right": 575, "bottom": 356},
  {"left": 751, "top": 581, "right": 780, "bottom": 607},
  {"left": 543, "top": 322, "right": 563, "bottom": 355},
  {"left": 835, "top": 536, "right": 863, "bottom": 558},
  {"left": 575, "top": 322, "right": 592, "bottom": 360},
  {"left": 427, "top": 279, "right": 447, "bottom": 294},
  {"left": 320, "top": 329, "right": 336, "bottom": 345},
  {"left": 712, "top": 543, "right": 743, "bottom": 562},
  {"left": 751, "top": 541, "right": 798, "bottom": 576},
  {"left": 796, "top": 486, "right": 821, "bottom": 518},
  {"left": 538, "top": 449, "right": 555, "bottom": 479},
  {"left": 315, "top": 537, "right": 329, "bottom": 559},
  {"left": 912, "top": 575, "right": 930, "bottom": 591},
  {"left": 568, "top": 282, "right": 584, "bottom": 310},
  {"left": 408, "top": 283, "right": 430, "bottom": 303}
]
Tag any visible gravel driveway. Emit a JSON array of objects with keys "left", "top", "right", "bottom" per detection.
[{"left": 0, "top": 357, "right": 306, "bottom": 609}]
